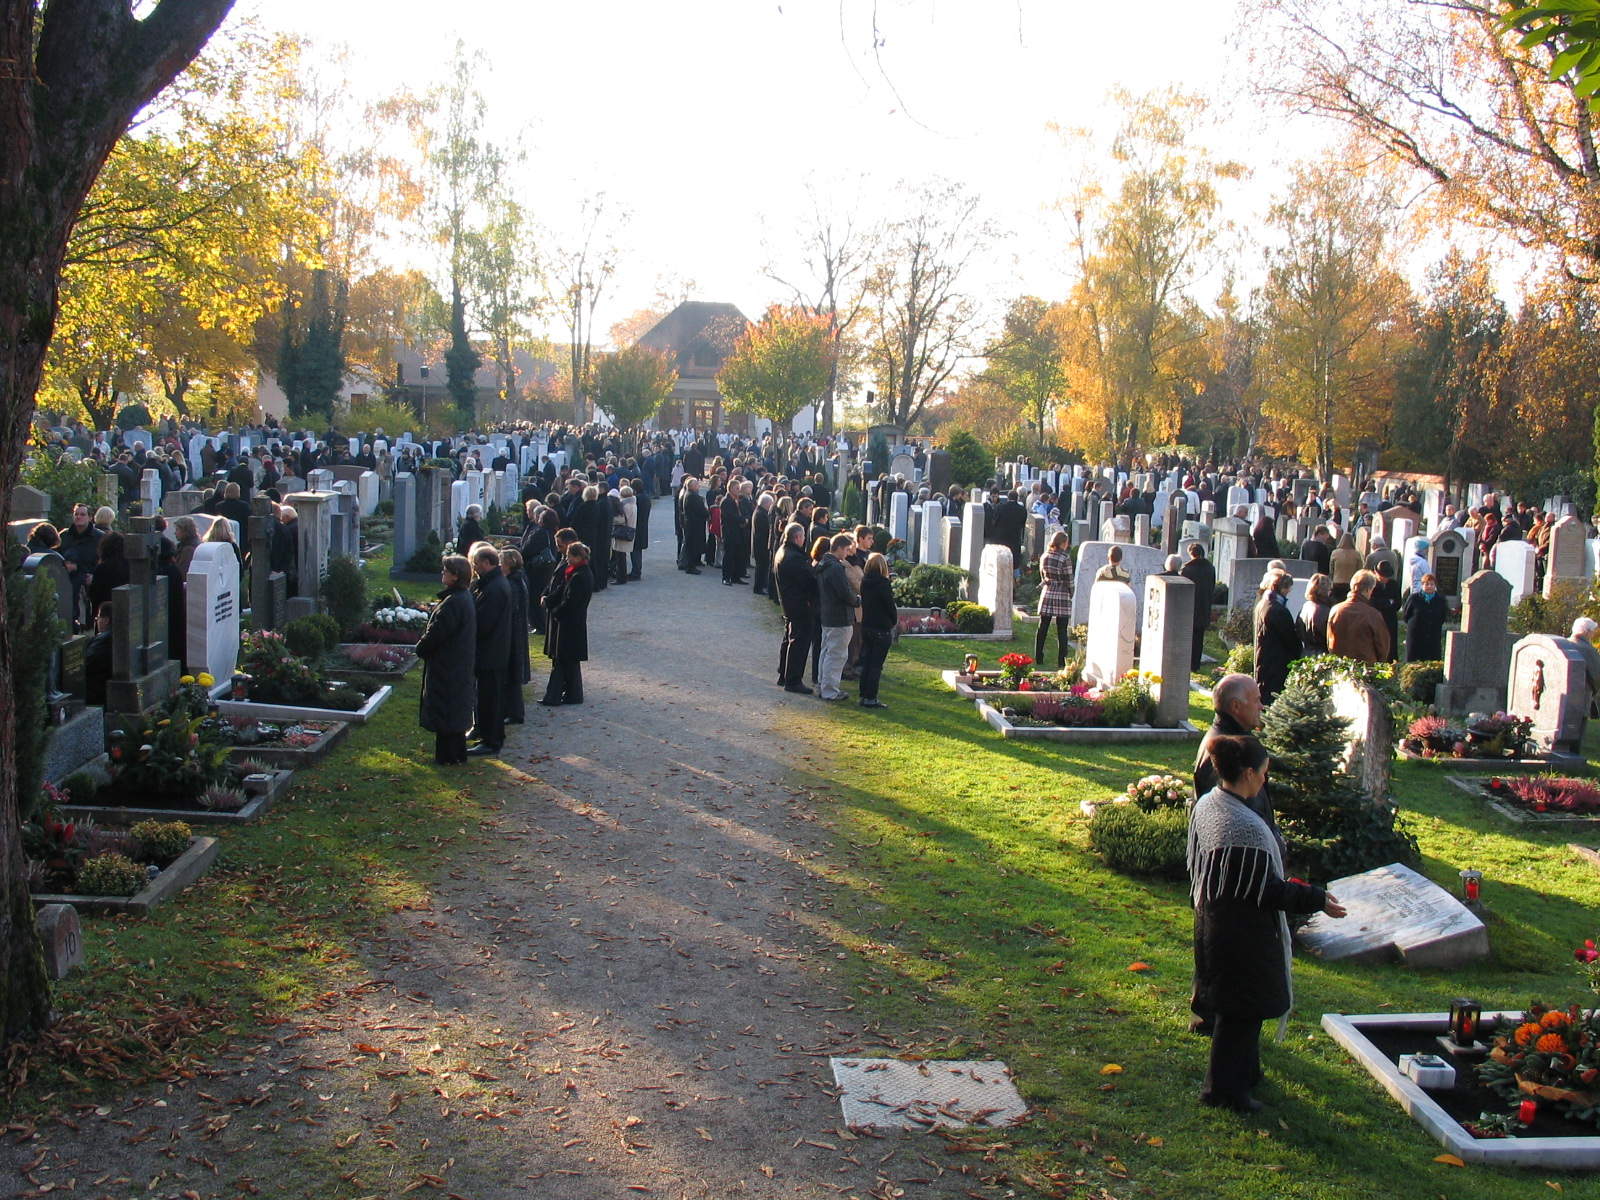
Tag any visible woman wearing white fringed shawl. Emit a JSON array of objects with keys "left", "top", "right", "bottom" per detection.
[{"left": 1188, "top": 735, "right": 1346, "bottom": 1114}]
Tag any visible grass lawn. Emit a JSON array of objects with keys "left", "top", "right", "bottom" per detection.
[{"left": 797, "top": 623, "right": 1600, "bottom": 1200}]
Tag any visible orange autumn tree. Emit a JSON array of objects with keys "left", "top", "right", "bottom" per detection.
[{"left": 718, "top": 304, "right": 837, "bottom": 434}]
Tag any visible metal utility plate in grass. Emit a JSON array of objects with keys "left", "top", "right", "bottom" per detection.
[
  {"left": 1323, "top": 1011, "right": 1600, "bottom": 1168},
  {"left": 975, "top": 698, "right": 1200, "bottom": 743},
  {"left": 1444, "top": 776, "right": 1600, "bottom": 829},
  {"left": 828, "top": 1057, "right": 1028, "bottom": 1130}
]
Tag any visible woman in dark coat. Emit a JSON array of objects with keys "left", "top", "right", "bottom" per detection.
[
  {"left": 456, "top": 505, "right": 486, "bottom": 553},
  {"left": 520, "top": 506, "right": 558, "bottom": 635},
  {"left": 1252, "top": 569, "right": 1300, "bottom": 704},
  {"left": 85, "top": 531, "right": 130, "bottom": 617},
  {"left": 857, "top": 553, "right": 897, "bottom": 709},
  {"left": 1189, "top": 735, "right": 1343, "bottom": 1114},
  {"left": 500, "top": 548, "right": 532, "bottom": 723},
  {"left": 540, "top": 542, "right": 594, "bottom": 706},
  {"left": 1400, "top": 572, "right": 1448, "bottom": 663},
  {"left": 415, "top": 555, "right": 477, "bottom": 765},
  {"left": 1295, "top": 573, "right": 1332, "bottom": 654}
]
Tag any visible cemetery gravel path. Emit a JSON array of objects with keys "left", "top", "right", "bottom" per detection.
[{"left": 5, "top": 540, "right": 994, "bottom": 1200}]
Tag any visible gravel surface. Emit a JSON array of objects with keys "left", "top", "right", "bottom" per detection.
[{"left": 4, "top": 538, "right": 997, "bottom": 1200}]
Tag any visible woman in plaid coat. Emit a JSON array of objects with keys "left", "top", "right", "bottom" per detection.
[{"left": 1035, "top": 530, "right": 1074, "bottom": 668}]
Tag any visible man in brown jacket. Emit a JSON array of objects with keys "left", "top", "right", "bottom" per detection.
[{"left": 1328, "top": 569, "right": 1391, "bottom": 663}]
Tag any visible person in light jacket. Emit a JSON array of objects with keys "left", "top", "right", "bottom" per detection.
[{"left": 610, "top": 486, "right": 637, "bottom": 585}]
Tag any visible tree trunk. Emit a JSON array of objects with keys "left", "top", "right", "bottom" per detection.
[{"left": 0, "top": 0, "right": 236, "bottom": 1040}]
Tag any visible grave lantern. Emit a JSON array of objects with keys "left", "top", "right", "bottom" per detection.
[
  {"left": 230, "top": 671, "right": 250, "bottom": 701},
  {"left": 964, "top": 653, "right": 980, "bottom": 676},
  {"left": 1447, "top": 997, "right": 1482, "bottom": 1045},
  {"left": 1458, "top": 867, "right": 1483, "bottom": 904}
]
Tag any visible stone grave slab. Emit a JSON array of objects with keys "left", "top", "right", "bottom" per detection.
[
  {"left": 1295, "top": 862, "right": 1488, "bottom": 968},
  {"left": 186, "top": 541, "right": 241, "bottom": 682},
  {"left": 1438, "top": 570, "right": 1514, "bottom": 714},
  {"left": 1140, "top": 574, "right": 1194, "bottom": 728},
  {"left": 977, "top": 545, "right": 1014, "bottom": 637},
  {"left": 829, "top": 1057, "right": 1027, "bottom": 1130},
  {"left": 35, "top": 903, "right": 82, "bottom": 981},
  {"left": 1508, "top": 634, "right": 1588, "bottom": 758},
  {"left": 1084, "top": 580, "right": 1136, "bottom": 687}
]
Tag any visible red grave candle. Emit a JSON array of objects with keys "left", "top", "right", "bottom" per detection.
[
  {"left": 1519, "top": 1099, "right": 1537, "bottom": 1124},
  {"left": 1465, "top": 877, "right": 1480, "bottom": 902}
]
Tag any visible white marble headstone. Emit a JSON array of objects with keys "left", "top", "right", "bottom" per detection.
[
  {"left": 185, "top": 541, "right": 240, "bottom": 682},
  {"left": 1084, "top": 580, "right": 1136, "bottom": 687}
]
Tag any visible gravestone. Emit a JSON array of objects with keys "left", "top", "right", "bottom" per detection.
[
  {"left": 285, "top": 491, "right": 332, "bottom": 602},
  {"left": 329, "top": 491, "right": 359, "bottom": 563},
  {"left": 1494, "top": 538, "right": 1537, "bottom": 605},
  {"left": 391, "top": 473, "right": 418, "bottom": 569},
  {"left": 1226, "top": 484, "right": 1250, "bottom": 513},
  {"left": 1429, "top": 529, "right": 1468, "bottom": 606},
  {"left": 139, "top": 468, "right": 161, "bottom": 516},
  {"left": 104, "top": 523, "right": 179, "bottom": 713},
  {"left": 1389, "top": 516, "right": 1416, "bottom": 555},
  {"left": 418, "top": 467, "right": 450, "bottom": 539},
  {"left": 960, "top": 503, "right": 986, "bottom": 597},
  {"left": 185, "top": 542, "right": 240, "bottom": 683},
  {"left": 1162, "top": 494, "right": 1185, "bottom": 555},
  {"left": 1224, "top": 558, "right": 1318, "bottom": 613},
  {"left": 307, "top": 468, "right": 334, "bottom": 492},
  {"left": 164, "top": 488, "right": 205, "bottom": 516},
  {"left": 1211, "top": 518, "right": 1250, "bottom": 603},
  {"left": 22, "top": 551, "right": 73, "bottom": 633},
  {"left": 908, "top": 507, "right": 923, "bottom": 564},
  {"left": 1134, "top": 513, "right": 1150, "bottom": 546},
  {"left": 1545, "top": 514, "right": 1587, "bottom": 597},
  {"left": 1100, "top": 515, "right": 1132, "bottom": 544},
  {"left": 1437, "top": 570, "right": 1515, "bottom": 714},
  {"left": 11, "top": 484, "right": 49, "bottom": 522},
  {"left": 921, "top": 501, "right": 944, "bottom": 565},
  {"left": 1026, "top": 513, "right": 1046, "bottom": 563},
  {"left": 95, "top": 471, "right": 118, "bottom": 511},
  {"left": 1070, "top": 542, "right": 1168, "bottom": 627},
  {"left": 925, "top": 449, "right": 951, "bottom": 495},
  {"left": 977, "top": 545, "right": 1015, "bottom": 637},
  {"left": 890, "top": 451, "right": 916, "bottom": 479},
  {"left": 246, "top": 497, "right": 277, "bottom": 629},
  {"left": 35, "top": 904, "right": 83, "bottom": 981},
  {"left": 890, "top": 491, "right": 909, "bottom": 544},
  {"left": 357, "top": 470, "right": 380, "bottom": 517},
  {"left": 1508, "top": 634, "right": 1588, "bottom": 758},
  {"left": 1139, "top": 574, "right": 1194, "bottom": 728},
  {"left": 1084, "top": 580, "right": 1136, "bottom": 687},
  {"left": 1295, "top": 862, "right": 1488, "bottom": 968},
  {"left": 450, "top": 478, "right": 469, "bottom": 528},
  {"left": 942, "top": 516, "right": 962, "bottom": 566},
  {"left": 1330, "top": 677, "right": 1393, "bottom": 805}
]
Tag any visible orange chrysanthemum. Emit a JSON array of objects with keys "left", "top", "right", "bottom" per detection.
[
  {"left": 1541, "top": 1011, "right": 1570, "bottom": 1030},
  {"left": 1536, "top": 1033, "right": 1568, "bottom": 1054},
  {"left": 1515, "top": 1022, "right": 1545, "bottom": 1046}
]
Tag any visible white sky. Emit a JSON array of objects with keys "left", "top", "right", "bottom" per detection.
[{"left": 246, "top": 0, "right": 1323, "bottom": 344}]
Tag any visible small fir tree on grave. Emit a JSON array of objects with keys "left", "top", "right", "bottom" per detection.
[{"left": 1258, "top": 665, "right": 1417, "bottom": 880}]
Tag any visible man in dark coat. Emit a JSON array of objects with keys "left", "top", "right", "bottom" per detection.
[
  {"left": 774, "top": 523, "right": 819, "bottom": 694},
  {"left": 679, "top": 479, "right": 708, "bottom": 574},
  {"left": 415, "top": 555, "right": 477, "bottom": 765},
  {"left": 540, "top": 542, "right": 594, "bottom": 705},
  {"left": 467, "top": 545, "right": 514, "bottom": 756},
  {"left": 1298, "top": 525, "right": 1332, "bottom": 576},
  {"left": 751, "top": 494, "right": 774, "bottom": 596},
  {"left": 987, "top": 489, "right": 1028, "bottom": 569},
  {"left": 1179, "top": 541, "right": 1217, "bottom": 671},
  {"left": 720, "top": 484, "right": 749, "bottom": 585}
]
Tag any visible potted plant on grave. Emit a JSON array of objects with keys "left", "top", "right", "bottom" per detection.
[
  {"left": 102, "top": 676, "right": 235, "bottom": 807},
  {"left": 23, "top": 802, "right": 195, "bottom": 898},
  {"left": 1404, "top": 712, "right": 1536, "bottom": 760},
  {"left": 353, "top": 601, "right": 430, "bottom": 646},
  {"left": 238, "top": 630, "right": 370, "bottom": 712},
  {"left": 998, "top": 653, "right": 1034, "bottom": 689},
  {"left": 1476, "top": 943, "right": 1600, "bottom": 1127}
]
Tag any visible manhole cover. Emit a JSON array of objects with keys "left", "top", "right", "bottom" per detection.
[{"left": 829, "top": 1057, "right": 1028, "bottom": 1130}]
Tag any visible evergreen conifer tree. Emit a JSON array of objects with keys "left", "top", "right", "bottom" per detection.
[{"left": 1259, "top": 664, "right": 1416, "bottom": 879}]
